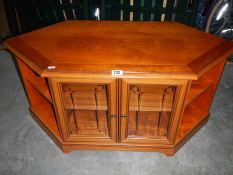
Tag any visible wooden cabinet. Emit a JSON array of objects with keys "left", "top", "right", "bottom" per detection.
[{"left": 4, "top": 21, "right": 233, "bottom": 156}]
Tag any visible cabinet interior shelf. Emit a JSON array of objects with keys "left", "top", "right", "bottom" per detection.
[
  {"left": 62, "top": 84, "right": 108, "bottom": 110},
  {"left": 66, "top": 109, "right": 109, "bottom": 136},
  {"left": 128, "top": 85, "right": 175, "bottom": 112}
]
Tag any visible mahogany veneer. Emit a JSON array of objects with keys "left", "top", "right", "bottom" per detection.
[{"left": 4, "top": 21, "right": 233, "bottom": 156}]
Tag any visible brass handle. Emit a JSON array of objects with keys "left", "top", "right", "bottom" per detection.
[
  {"left": 111, "top": 113, "right": 116, "bottom": 118},
  {"left": 121, "top": 114, "right": 127, "bottom": 118}
]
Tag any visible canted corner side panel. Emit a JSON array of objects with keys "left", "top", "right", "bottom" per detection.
[
  {"left": 119, "top": 78, "right": 190, "bottom": 145},
  {"left": 48, "top": 77, "right": 118, "bottom": 143}
]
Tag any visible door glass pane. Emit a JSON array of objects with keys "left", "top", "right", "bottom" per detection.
[
  {"left": 61, "top": 83, "right": 110, "bottom": 137},
  {"left": 128, "top": 85, "right": 176, "bottom": 138}
]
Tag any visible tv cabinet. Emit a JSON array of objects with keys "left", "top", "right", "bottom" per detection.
[{"left": 5, "top": 21, "right": 233, "bottom": 156}]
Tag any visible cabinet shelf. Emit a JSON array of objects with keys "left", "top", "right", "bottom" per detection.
[
  {"left": 186, "top": 83, "right": 211, "bottom": 105},
  {"left": 176, "top": 104, "right": 208, "bottom": 143},
  {"left": 15, "top": 58, "right": 53, "bottom": 104},
  {"left": 30, "top": 98, "right": 60, "bottom": 139},
  {"left": 62, "top": 85, "right": 108, "bottom": 110},
  {"left": 128, "top": 111, "right": 170, "bottom": 138},
  {"left": 66, "top": 109, "right": 109, "bottom": 136},
  {"left": 129, "top": 85, "right": 175, "bottom": 112},
  {"left": 28, "top": 77, "right": 53, "bottom": 104}
]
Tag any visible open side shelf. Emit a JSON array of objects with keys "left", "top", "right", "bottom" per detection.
[
  {"left": 175, "top": 60, "right": 226, "bottom": 147},
  {"left": 16, "top": 58, "right": 61, "bottom": 140},
  {"left": 176, "top": 103, "right": 208, "bottom": 143},
  {"left": 16, "top": 58, "right": 53, "bottom": 104},
  {"left": 28, "top": 77, "right": 53, "bottom": 104},
  {"left": 185, "top": 82, "right": 211, "bottom": 105},
  {"left": 30, "top": 97, "right": 60, "bottom": 139}
]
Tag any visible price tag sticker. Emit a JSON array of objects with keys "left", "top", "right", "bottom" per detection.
[
  {"left": 48, "top": 66, "right": 56, "bottom": 69},
  {"left": 112, "top": 70, "right": 123, "bottom": 76}
]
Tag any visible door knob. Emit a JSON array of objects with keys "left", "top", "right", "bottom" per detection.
[{"left": 121, "top": 114, "right": 127, "bottom": 118}]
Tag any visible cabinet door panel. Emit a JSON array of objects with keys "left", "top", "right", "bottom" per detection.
[
  {"left": 120, "top": 78, "right": 189, "bottom": 144},
  {"left": 50, "top": 78, "right": 117, "bottom": 143},
  {"left": 128, "top": 85, "right": 176, "bottom": 138}
]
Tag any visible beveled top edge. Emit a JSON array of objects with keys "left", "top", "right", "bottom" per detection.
[
  {"left": 4, "top": 21, "right": 233, "bottom": 79},
  {"left": 5, "top": 37, "right": 197, "bottom": 79}
]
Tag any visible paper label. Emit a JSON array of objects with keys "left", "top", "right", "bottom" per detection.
[{"left": 112, "top": 70, "right": 123, "bottom": 76}]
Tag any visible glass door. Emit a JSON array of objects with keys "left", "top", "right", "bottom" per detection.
[
  {"left": 120, "top": 78, "right": 181, "bottom": 144},
  {"left": 128, "top": 85, "right": 176, "bottom": 137},
  {"left": 50, "top": 78, "right": 117, "bottom": 142}
]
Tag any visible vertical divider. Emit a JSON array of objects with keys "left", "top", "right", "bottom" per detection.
[
  {"left": 116, "top": 79, "right": 120, "bottom": 142},
  {"left": 129, "top": 0, "right": 134, "bottom": 21},
  {"left": 154, "top": 0, "right": 163, "bottom": 21},
  {"left": 100, "top": 0, "right": 106, "bottom": 20},
  {"left": 189, "top": 0, "right": 199, "bottom": 26},
  {"left": 151, "top": 0, "right": 156, "bottom": 20},
  {"left": 133, "top": 0, "right": 141, "bottom": 20},
  {"left": 61, "top": 0, "right": 75, "bottom": 20},
  {"left": 35, "top": 0, "right": 49, "bottom": 25},
  {"left": 109, "top": 0, "right": 121, "bottom": 20},
  {"left": 110, "top": 79, "right": 118, "bottom": 141},
  {"left": 46, "top": 0, "right": 57, "bottom": 22},
  {"left": 49, "top": 78, "right": 70, "bottom": 141},
  {"left": 73, "top": 0, "right": 84, "bottom": 19},
  {"left": 165, "top": 0, "right": 175, "bottom": 21},
  {"left": 168, "top": 80, "right": 190, "bottom": 143},
  {"left": 175, "top": 0, "right": 189, "bottom": 23},
  {"left": 143, "top": 0, "right": 152, "bottom": 21},
  {"left": 123, "top": 0, "right": 130, "bottom": 20},
  {"left": 50, "top": 0, "right": 65, "bottom": 22},
  {"left": 140, "top": 0, "right": 144, "bottom": 20},
  {"left": 119, "top": 79, "right": 127, "bottom": 141},
  {"left": 103, "top": 0, "right": 111, "bottom": 20},
  {"left": 84, "top": 0, "right": 89, "bottom": 19}
]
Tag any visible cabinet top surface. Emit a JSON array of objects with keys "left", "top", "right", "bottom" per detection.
[{"left": 5, "top": 21, "right": 233, "bottom": 79}]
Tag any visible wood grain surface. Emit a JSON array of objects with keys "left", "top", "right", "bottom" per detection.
[
  {"left": 4, "top": 21, "right": 233, "bottom": 79},
  {"left": 5, "top": 21, "right": 233, "bottom": 156}
]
